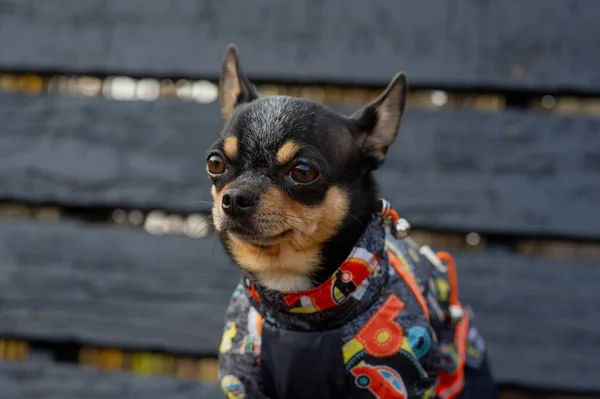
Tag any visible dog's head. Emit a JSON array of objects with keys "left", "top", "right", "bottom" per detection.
[{"left": 207, "top": 45, "right": 407, "bottom": 292}]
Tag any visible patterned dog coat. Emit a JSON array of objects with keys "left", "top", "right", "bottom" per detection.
[{"left": 218, "top": 212, "right": 487, "bottom": 399}]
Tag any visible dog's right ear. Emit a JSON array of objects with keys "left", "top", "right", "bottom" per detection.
[
  {"left": 219, "top": 44, "right": 258, "bottom": 120},
  {"left": 349, "top": 73, "right": 408, "bottom": 168}
]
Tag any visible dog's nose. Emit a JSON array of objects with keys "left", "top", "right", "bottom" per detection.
[{"left": 221, "top": 189, "right": 258, "bottom": 215}]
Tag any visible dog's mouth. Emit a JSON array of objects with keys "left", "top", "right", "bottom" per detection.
[{"left": 227, "top": 228, "right": 293, "bottom": 247}]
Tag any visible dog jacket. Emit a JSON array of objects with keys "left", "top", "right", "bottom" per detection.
[{"left": 218, "top": 212, "right": 487, "bottom": 399}]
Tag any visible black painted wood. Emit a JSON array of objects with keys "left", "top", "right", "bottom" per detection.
[
  {"left": 0, "top": 359, "right": 221, "bottom": 399},
  {"left": 454, "top": 250, "right": 600, "bottom": 392},
  {"left": 2, "top": 93, "right": 599, "bottom": 239},
  {"left": 0, "top": 219, "right": 239, "bottom": 354},
  {"left": 1, "top": 0, "right": 599, "bottom": 92},
  {"left": 0, "top": 93, "right": 221, "bottom": 213},
  {"left": 1, "top": 219, "right": 599, "bottom": 391},
  {"left": 374, "top": 107, "right": 600, "bottom": 240}
]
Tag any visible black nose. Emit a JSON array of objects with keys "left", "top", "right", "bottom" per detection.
[{"left": 221, "top": 189, "right": 258, "bottom": 215}]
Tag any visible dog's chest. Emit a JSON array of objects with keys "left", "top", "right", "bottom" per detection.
[
  {"left": 259, "top": 261, "right": 439, "bottom": 399},
  {"left": 218, "top": 226, "right": 487, "bottom": 399}
]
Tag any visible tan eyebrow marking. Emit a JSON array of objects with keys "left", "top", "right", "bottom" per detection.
[
  {"left": 222, "top": 137, "right": 238, "bottom": 159},
  {"left": 276, "top": 141, "right": 301, "bottom": 165}
]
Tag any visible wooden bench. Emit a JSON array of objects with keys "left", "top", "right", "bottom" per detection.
[{"left": 1, "top": 1, "right": 599, "bottom": 396}]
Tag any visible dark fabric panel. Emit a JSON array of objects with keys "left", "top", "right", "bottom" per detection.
[{"left": 262, "top": 324, "right": 347, "bottom": 399}]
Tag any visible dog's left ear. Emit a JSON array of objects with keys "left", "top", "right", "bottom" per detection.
[
  {"left": 219, "top": 44, "right": 259, "bottom": 120},
  {"left": 350, "top": 73, "right": 408, "bottom": 167}
]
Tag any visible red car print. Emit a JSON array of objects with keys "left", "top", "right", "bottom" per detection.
[{"left": 351, "top": 361, "right": 407, "bottom": 399}]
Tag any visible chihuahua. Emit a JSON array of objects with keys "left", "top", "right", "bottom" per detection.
[{"left": 210, "top": 45, "right": 498, "bottom": 399}]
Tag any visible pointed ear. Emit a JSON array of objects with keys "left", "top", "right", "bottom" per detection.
[
  {"left": 350, "top": 73, "right": 408, "bottom": 166},
  {"left": 219, "top": 44, "right": 258, "bottom": 120}
]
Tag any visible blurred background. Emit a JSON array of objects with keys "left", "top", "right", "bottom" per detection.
[{"left": 1, "top": 1, "right": 599, "bottom": 398}]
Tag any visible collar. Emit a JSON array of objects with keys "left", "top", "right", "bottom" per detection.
[{"left": 242, "top": 215, "right": 390, "bottom": 330}]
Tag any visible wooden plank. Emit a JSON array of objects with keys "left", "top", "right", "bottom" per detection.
[
  {"left": 0, "top": 219, "right": 239, "bottom": 354},
  {"left": 373, "top": 106, "right": 600, "bottom": 239},
  {"left": 2, "top": 93, "right": 599, "bottom": 239},
  {"left": 1, "top": 220, "right": 599, "bottom": 391},
  {"left": 1, "top": 0, "right": 599, "bottom": 92},
  {"left": 0, "top": 93, "right": 220, "bottom": 212},
  {"left": 500, "top": 389, "right": 600, "bottom": 399},
  {"left": 4, "top": 361, "right": 593, "bottom": 399},
  {"left": 0, "top": 358, "right": 221, "bottom": 399},
  {"left": 77, "top": 349, "right": 219, "bottom": 382},
  {"left": 453, "top": 250, "right": 600, "bottom": 392},
  {"left": 0, "top": 360, "right": 595, "bottom": 399}
]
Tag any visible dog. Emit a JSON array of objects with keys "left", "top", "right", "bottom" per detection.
[{"left": 210, "top": 44, "right": 498, "bottom": 399}]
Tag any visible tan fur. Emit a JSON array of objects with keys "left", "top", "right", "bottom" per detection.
[
  {"left": 220, "top": 54, "right": 242, "bottom": 120},
  {"left": 275, "top": 141, "right": 301, "bottom": 165},
  {"left": 211, "top": 184, "right": 226, "bottom": 232},
  {"left": 370, "top": 83, "right": 403, "bottom": 161},
  {"left": 362, "top": 73, "right": 406, "bottom": 162},
  {"left": 222, "top": 137, "right": 238, "bottom": 159},
  {"left": 221, "top": 186, "right": 349, "bottom": 292}
]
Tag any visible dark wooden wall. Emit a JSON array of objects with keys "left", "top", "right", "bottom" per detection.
[
  {"left": 1, "top": 1, "right": 599, "bottom": 397},
  {"left": 2, "top": 0, "right": 600, "bottom": 92},
  {"left": 3, "top": 95, "right": 599, "bottom": 239}
]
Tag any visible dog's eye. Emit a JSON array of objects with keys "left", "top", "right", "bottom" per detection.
[
  {"left": 290, "top": 163, "right": 318, "bottom": 184},
  {"left": 207, "top": 154, "right": 226, "bottom": 175}
]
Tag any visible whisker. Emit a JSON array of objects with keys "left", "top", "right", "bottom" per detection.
[
  {"left": 211, "top": 235, "right": 221, "bottom": 259},
  {"left": 274, "top": 209, "right": 367, "bottom": 228},
  {"left": 182, "top": 208, "right": 213, "bottom": 217},
  {"left": 192, "top": 221, "right": 215, "bottom": 236},
  {"left": 254, "top": 240, "right": 266, "bottom": 265},
  {"left": 282, "top": 219, "right": 318, "bottom": 245},
  {"left": 280, "top": 221, "right": 312, "bottom": 267},
  {"left": 290, "top": 234, "right": 311, "bottom": 260},
  {"left": 345, "top": 213, "right": 368, "bottom": 227},
  {"left": 271, "top": 212, "right": 316, "bottom": 223}
]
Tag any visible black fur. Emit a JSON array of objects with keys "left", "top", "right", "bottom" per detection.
[
  {"left": 207, "top": 95, "right": 384, "bottom": 285},
  {"left": 210, "top": 45, "right": 498, "bottom": 399}
]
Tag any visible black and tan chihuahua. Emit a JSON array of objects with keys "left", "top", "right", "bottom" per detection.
[{"left": 209, "top": 45, "right": 498, "bottom": 399}]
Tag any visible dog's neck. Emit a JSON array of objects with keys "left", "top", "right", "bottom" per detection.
[
  {"left": 310, "top": 177, "right": 380, "bottom": 287},
  {"left": 254, "top": 273, "right": 314, "bottom": 293},
  {"left": 255, "top": 178, "right": 380, "bottom": 293},
  {"left": 247, "top": 212, "right": 374, "bottom": 292},
  {"left": 254, "top": 217, "right": 373, "bottom": 292},
  {"left": 241, "top": 212, "right": 389, "bottom": 331},
  {"left": 309, "top": 208, "right": 377, "bottom": 286}
]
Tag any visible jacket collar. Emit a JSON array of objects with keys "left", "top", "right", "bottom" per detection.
[{"left": 242, "top": 215, "right": 390, "bottom": 330}]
